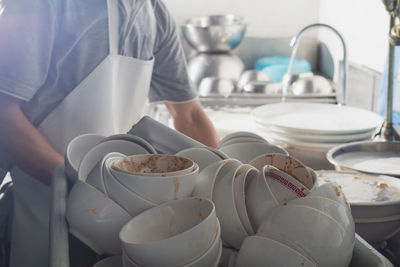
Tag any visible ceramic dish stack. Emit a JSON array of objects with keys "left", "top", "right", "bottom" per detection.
[
  {"left": 251, "top": 102, "right": 384, "bottom": 170},
  {"left": 190, "top": 147, "right": 356, "bottom": 266},
  {"left": 317, "top": 170, "right": 400, "bottom": 248},
  {"left": 65, "top": 134, "right": 201, "bottom": 256}
]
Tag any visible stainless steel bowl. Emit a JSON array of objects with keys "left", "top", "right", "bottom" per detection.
[
  {"left": 182, "top": 14, "right": 246, "bottom": 52},
  {"left": 281, "top": 72, "right": 334, "bottom": 95},
  {"left": 237, "top": 70, "right": 270, "bottom": 90},
  {"left": 187, "top": 53, "right": 244, "bottom": 87},
  {"left": 198, "top": 77, "right": 235, "bottom": 97}
]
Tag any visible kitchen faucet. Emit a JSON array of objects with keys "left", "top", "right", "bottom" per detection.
[
  {"left": 373, "top": 0, "right": 400, "bottom": 141},
  {"left": 286, "top": 23, "right": 347, "bottom": 106}
]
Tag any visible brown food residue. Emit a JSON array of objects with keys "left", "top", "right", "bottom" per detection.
[
  {"left": 84, "top": 208, "right": 97, "bottom": 215},
  {"left": 173, "top": 178, "right": 179, "bottom": 200},
  {"left": 168, "top": 216, "right": 175, "bottom": 236},
  {"left": 333, "top": 186, "right": 341, "bottom": 196}
]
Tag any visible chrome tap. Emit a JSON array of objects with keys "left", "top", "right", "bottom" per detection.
[
  {"left": 374, "top": 0, "right": 400, "bottom": 141},
  {"left": 286, "top": 23, "right": 347, "bottom": 105}
]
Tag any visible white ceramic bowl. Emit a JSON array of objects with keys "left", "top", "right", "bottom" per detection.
[
  {"left": 65, "top": 134, "right": 105, "bottom": 182},
  {"left": 182, "top": 220, "right": 222, "bottom": 267},
  {"left": 218, "top": 131, "right": 267, "bottom": 148},
  {"left": 219, "top": 142, "right": 288, "bottom": 164},
  {"left": 120, "top": 197, "right": 218, "bottom": 267},
  {"left": 249, "top": 153, "right": 314, "bottom": 189},
  {"left": 233, "top": 164, "right": 258, "bottom": 235},
  {"left": 258, "top": 205, "right": 354, "bottom": 267},
  {"left": 288, "top": 196, "right": 355, "bottom": 238},
  {"left": 78, "top": 139, "right": 153, "bottom": 182},
  {"left": 245, "top": 165, "right": 280, "bottom": 230},
  {"left": 102, "top": 158, "right": 156, "bottom": 217},
  {"left": 213, "top": 163, "right": 249, "bottom": 249},
  {"left": 86, "top": 152, "right": 125, "bottom": 194},
  {"left": 218, "top": 136, "right": 267, "bottom": 149},
  {"left": 235, "top": 235, "right": 317, "bottom": 267},
  {"left": 355, "top": 214, "right": 400, "bottom": 247},
  {"left": 112, "top": 154, "right": 195, "bottom": 177},
  {"left": 264, "top": 165, "right": 310, "bottom": 204},
  {"left": 111, "top": 156, "right": 199, "bottom": 204},
  {"left": 308, "top": 182, "right": 349, "bottom": 208},
  {"left": 93, "top": 256, "right": 123, "bottom": 267},
  {"left": 192, "top": 159, "right": 242, "bottom": 199},
  {"left": 122, "top": 249, "right": 141, "bottom": 267},
  {"left": 255, "top": 230, "right": 317, "bottom": 265},
  {"left": 101, "top": 133, "right": 157, "bottom": 154},
  {"left": 176, "top": 147, "right": 223, "bottom": 172},
  {"left": 66, "top": 181, "right": 132, "bottom": 255},
  {"left": 219, "top": 247, "right": 238, "bottom": 267}
]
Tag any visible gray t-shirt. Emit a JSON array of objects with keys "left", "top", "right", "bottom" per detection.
[{"left": 0, "top": 0, "right": 197, "bottom": 126}]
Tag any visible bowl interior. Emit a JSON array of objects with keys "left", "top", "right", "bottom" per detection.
[
  {"left": 120, "top": 198, "right": 214, "bottom": 244},
  {"left": 112, "top": 154, "right": 193, "bottom": 175},
  {"left": 187, "top": 15, "right": 243, "bottom": 27}
]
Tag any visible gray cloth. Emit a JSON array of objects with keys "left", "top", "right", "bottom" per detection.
[{"left": 0, "top": 0, "right": 197, "bottom": 127}]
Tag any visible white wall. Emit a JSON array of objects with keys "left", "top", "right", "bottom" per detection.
[
  {"left": 162, "top": 0, "right": 320, "bottom": 38},
  {"left": 163, "top": 0, "right": 390, "bottom": 72},
  {"left": 318, "top": 0, "right": 389, "bottom": 72}
]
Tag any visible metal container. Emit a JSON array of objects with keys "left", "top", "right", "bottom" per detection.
[
  {"left": 237, "top": 70, "right": 270, "bottom": 90},
  {"left": 326, "top": 141, "right": 400, "bottom": 177},
  {"left": 281, "top": 72, "right": 334, "bottom": 95},
  {"left": 198, "top": 77, "right": 236, "bottom": 97},
  {"left": 182, "top": 14, "right": 246, "bottom": 52},
  {"left": 187, "top": 53, "right": 244, "bottom": 87}
]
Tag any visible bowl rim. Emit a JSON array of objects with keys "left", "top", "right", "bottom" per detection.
[
  {"left": 354, "top": 213, "right": 400, "bottom": 223},
  {"left": 183, "top": 14, "right": 245, "bottom": 29}
]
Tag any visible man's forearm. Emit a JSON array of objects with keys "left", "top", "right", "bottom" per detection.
[
  {"left": 0, "top": 94, "right": 63, "bottom": 185},
  {"left": 165, "top": 100, "right": 219, "bottom": 148}
]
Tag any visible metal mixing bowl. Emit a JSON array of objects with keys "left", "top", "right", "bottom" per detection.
[
  {"left": 198, "top": 77, "right": 236, "bottom": 97},
  {"left": 182, "top": 14, "right": 246, "bottom": 52},
  {"left": 237, "top": 70, "right": 270, "bottom": 90},
  {"left": 187, "top": 53, "right": 244, "bottom": 87}
]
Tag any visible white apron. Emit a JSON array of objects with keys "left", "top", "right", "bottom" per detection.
[{"left": 10, "top": 0, "right": 156, "bottom": 266}]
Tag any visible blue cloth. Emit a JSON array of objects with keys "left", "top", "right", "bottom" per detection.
[
  {"left": 254, "top": 56, "right": 311, "bottom": 82},
  {"left": 378, "top": 47, "right": 400, "bottom": 128}
]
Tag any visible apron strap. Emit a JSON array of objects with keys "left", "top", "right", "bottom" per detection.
[
  {"left": 106, "top": 0, "right": 157, "bottom": 56},
  {"left": 106, "top": 0, "right": 120, "bottom": 55}
]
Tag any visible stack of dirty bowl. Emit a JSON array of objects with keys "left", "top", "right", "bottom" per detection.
[
  {"left": 65, "top": 133, "right": 200, "bottom": 256},
  {"left": 119, "top": 197, "right": 221, "bottom": 267},
  {"left": 317, "top": 170, "right": 400, "bottom": 248},
  {"left": 192, "top": 130, "right": 355, "bottom": 266},
  {"left": 234, "top": 162, "right": 355, "bottom": 267},
  {"left": 251, "top": 102, "right": 384, "bottom": 169}
]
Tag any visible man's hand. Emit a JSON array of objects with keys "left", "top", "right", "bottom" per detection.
[
  {"left": 164, "top": 99, "right": 219, "bottom": 148},
  {"left": 0, "top": 93, "right": 64, "bottom": 185}
]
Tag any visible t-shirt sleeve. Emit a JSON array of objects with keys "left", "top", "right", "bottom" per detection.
[
  {"left": 0, "top": 0, "right": 56, "bottom": 101},
  {"left": 148, "top": 0, "right": 197, "bottom": 103}
]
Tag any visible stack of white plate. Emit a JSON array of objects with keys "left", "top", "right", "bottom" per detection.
[{"left": 251, "top": 102, "right": 384, "bottom": 169}]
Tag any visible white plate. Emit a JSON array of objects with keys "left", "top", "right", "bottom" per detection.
[
  {"left": 252, "top": 102, "right": 383, "bottom": 135},
  {"left": 258, "top": 124, "right": 374, "bottom": 144}
]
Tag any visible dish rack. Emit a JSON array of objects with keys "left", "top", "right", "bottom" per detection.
[{"left": 49, "top": 165, "right": 394, "bottom": 267}]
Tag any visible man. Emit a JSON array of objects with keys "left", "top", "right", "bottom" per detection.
[{"left": 0, "top": 0, "right": 218, "bottom": 266}]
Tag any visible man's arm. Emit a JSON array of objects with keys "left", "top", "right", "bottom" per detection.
[
  {"left": 164, "top": 99, "right": 219, "bottom": 148},
  {"left": 0, "top": 93, "right": 64, "bottom": 185}
]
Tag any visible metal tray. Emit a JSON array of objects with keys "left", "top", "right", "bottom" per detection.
[
  {"left": 326, "top": 141, "right": 400, "bottom": 177},
  {"left": 49, "top": 165, "right": 394, "bottom": 267}
]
